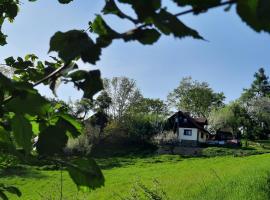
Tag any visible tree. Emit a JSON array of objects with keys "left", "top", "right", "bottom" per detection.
[
  {"left": 167, "top": 77, "right": 225, "bottom": 118},
  {"left": 241, "top": 68, "right": 270, "bottom": 101},
  {"left": 246, "top": 97, "right": 270, "bottom": 138},
  {"left": 1, "top": 0, "right": 270, "bottom": 196},
  {"left": 208, "top": 102, "right": 251, "bottom": 138},
  {"left": 88, "top": 91, "right": 112, "bottom": 139},
  {"left": 103, "top": 77, "right": 142, "bottom": 120},
  {"left": 127, "top": 98, "right": 168, "bottom": 116}
]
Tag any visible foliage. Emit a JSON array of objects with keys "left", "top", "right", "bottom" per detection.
[
  {"left": 167, "top": 77, "right": 225, "bottom": 117},
  {"left": 208, "top": 101, "right": 250, "bottom": 135},
  {"left": 103, "top": 77, "right": 142, "bottom": 120},
  {"left": 0, "top": 184, "right": 21, "bottom": 200},
  {"left": 65, "top": 133, "right": 92, "bottom": 156},
  {"left": 238, "top": 68, "right": 270, "bottom": 139},
  {"left": 1, "top": 0, "right": 270, "bottom": 197},
  {"left": 127, "top": 98, "right": 169, "bottom": 117},
  {"left": 122, "top": 113, "right": 164, "bottom": 141},
  {"left": 241, "top": 68, "right": 270, "bottom": 101}
]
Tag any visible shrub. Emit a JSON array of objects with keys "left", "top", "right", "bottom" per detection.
[{"left": 64, "top": 123, "right": 106, "bottom": 156}]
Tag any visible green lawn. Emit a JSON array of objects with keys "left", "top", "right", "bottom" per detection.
[{"left": 1, "top": 153, "right": 270, "bottom": 200}]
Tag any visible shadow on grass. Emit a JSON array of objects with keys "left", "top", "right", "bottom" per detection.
[
  {"left": 96, "top": 153, "right": 184, "bottom": 170},
  {"left": 0, "top": 166, "right": 48, "bottom": 179}
]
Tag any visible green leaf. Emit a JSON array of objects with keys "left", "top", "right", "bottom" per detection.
[
  {"left": 49, "top": 30, "right": 101, "bottom": 64},
  {"left": 118, "top": 0, "right": 161, "bottom": 22},
  {"left": 36, "top": 119, "right": 69, "bottom": 155},
  {"left": 59, "top": 114, "right": 82, "bottom": 138},
  {"left": 0, "top": 73, "right": 14, "bottom": 91},
  {"left": 5, "top": 57, "right": 15, "bottom": 66},
  {"left": 81, "top": 70, "right": 103, "bottom": 99},
  {"left": 6, "top": 91, "right": 50, "bottom": 116},
  {"left": 102, "top": 0, "right": 126, "bottom": 18},
  {"left": 68, "top": 70, "right": 103, "bottom": 99},
  {"left": 154, "top": 9, "right": 204, "bottom": 39},
  {"left": 91, "top": 15, "right": 119, "bottom": 37},
  {"left": 11, "top": 114, "right": 33, "bottom": 153},
  {"left": 68, "top": 70, "right": 88, "bottom": 82},
  {"left": 58, "top": 0, "right": 73, "bottom": 3},
  {"left": 4, "top": 2, "right": 19, "bottom": 20},
  {"left": 237, "top": 0, "right": 270, "bottom": 33},
  {"left": 123, "top": 28, "right": 161, "bottom": 45},
  {"left": 4, "top": 186, "right": 21, "bottom": 197},
  {"left": 67, "top": 158, "right": 104, "bottom": 190},
  {"left": 0, "top": 126, "right": 11, "bottom": 145},
  {"left": 172, "top": 0, "right": 221, "bottom": 14},
  {"left": 0, "top": 191, "right": 8, "bottom": 200},
  {"left": 0, "top": 31, "right": 7, "bottom": 46}
]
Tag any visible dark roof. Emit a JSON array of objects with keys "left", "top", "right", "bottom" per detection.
[
  {"left": 168, "top": 111, "right": 210, "bottom": 134},
  {"left": 194, "top": 117, "right": 208, "bottom": 125}
]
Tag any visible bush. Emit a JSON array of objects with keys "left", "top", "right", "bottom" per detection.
[
  {"left": 0, "top": 153, "right": 20, "bottom": 170},
  {"left": 64, "top": 125, "right": 99, "bottom": 155},
  {"left": 122, "top": 114, "right": 164, "bottom": 142}
]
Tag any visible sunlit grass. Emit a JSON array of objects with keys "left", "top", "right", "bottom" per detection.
[{"left": 1, "top": 153, "right": 270, "bottom": 200}]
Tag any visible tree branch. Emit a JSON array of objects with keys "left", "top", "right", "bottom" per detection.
[
  {"left": 174, "top": 0, "right": 237, "bottom": 17},
  {"left": 3, "top": 62, "right": 70, "bottom": 103}
]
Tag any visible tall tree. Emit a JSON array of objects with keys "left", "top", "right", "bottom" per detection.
[
  {"left": 167, "top": 77, "right": 225, "bottom": 118},
  {"left": 241, "top": 68, "right": 270, "bottom": 101},
  {"left": 246, "top": 97, "right": 270, "bottom": 138},
  {"left": 103, "top": 77, "right": 142, "bottom": 120}
]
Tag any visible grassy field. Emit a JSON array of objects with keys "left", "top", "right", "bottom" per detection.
[{"left": 1, "top": 153, "right": 270, "bottom": 200}]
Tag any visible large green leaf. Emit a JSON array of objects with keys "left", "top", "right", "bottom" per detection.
[
  {"left": 67, "top": 70, "right": 103, "bottom": 99},
  {"left": 11, "top": 114, "right": 33, "bottom": 153},
  {"left": 237, "top": 0, "right": 270, "bottom": 33},
  {"left": 81, "top": 70, "right": 103, "bottom": 99},
  {"left": 153, "top": 9, "right": 204, "bottom": 39},
  {"left": 36, "top": 119, "right": 68, "bottom": 155},
  {"left": 67, "top": 158, "right": 104, "bottom": 190},
  {"left": 49, "top": 30, "right": 101, "bottom": 64},
  {"left": 123, "top": 28, "right": 161, "bottom": 45},
  {"left": 118, "top": 0, "right": 161, "bottom": 22},
  {"left": 91, "top": 15, "right": 119, "bottom": 37},
  {"left": 59, "top": 114, "right": 82, "bottom": 138},
  {"left": 6, "top": 91, "right": 50, "bottom": 116}
]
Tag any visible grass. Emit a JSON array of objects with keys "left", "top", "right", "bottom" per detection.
[{"left": 1, "top": 153, "right": 270, "bottom": 200}]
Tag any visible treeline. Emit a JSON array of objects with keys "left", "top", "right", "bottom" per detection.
[{"left": 59, "top": 67, "right": 270, "bottom": 154}]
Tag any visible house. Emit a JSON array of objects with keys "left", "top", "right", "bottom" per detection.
[{"left": 167, "top": 111, "right": 210, "bottom": 146}]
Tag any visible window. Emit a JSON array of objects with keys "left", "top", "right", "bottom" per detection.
[
  {"left": 201, "top": 132, "right": 204, "bottom": 139},
  {"left": 183, "top": 118, "right": 188, "bottom": 123},
  {"left": 184, "top": 129, "right": 192, "bottom": 136}
]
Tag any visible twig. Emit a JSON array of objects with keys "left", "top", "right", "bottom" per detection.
[{"left": 174, "top": 0, "right": 237, "bottom": 17}]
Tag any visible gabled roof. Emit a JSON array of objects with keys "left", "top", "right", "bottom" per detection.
[{"left": 168, "top": 111, "right": 210, "bottom": 134}]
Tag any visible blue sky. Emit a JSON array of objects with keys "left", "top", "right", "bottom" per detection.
[{"left": 0, "top": 0, "right": 269, "bottom": 103}]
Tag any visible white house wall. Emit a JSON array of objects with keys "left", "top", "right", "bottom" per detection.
[
  {"left": 198, "top": 131, "right": 207, "bottom": 143},
  {"left": 179, "top": 128, "right": 198, "bottom": 141}
]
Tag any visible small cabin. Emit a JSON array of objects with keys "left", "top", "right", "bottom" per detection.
[{"left": 167, "top": 111, "right": 210, "bottom": 146}]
